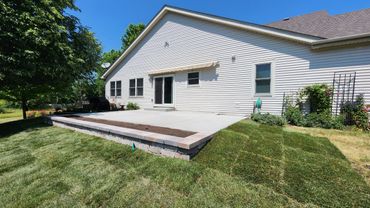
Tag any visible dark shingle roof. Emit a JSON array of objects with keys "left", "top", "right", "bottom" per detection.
[{"left": 267, "top": 8, "right": 370, "bottom": 38}]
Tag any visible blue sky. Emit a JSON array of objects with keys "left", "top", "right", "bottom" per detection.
[{"left": 70, "top": 0, "right": 370, "bottom": 52}]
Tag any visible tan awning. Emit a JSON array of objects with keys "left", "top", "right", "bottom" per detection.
[{"left": 148, "top": 61, "right": 218, "bottom": 76}]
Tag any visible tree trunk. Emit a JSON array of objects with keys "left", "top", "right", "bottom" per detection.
[{"left": 21, "top": 99, "right": 27, "bottom": 119}]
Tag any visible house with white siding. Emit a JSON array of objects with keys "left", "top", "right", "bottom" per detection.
[{"left": 101, "top": 6, "right": 370, "bottom": 116}]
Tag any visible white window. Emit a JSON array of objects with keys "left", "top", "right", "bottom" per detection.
[
  {"left": 129, "top": 78, "right": 144, "bottom": 97},
  {"left": 255, "top": 63, "right": 271, "bottom": 94},
  {"left": 110, "top": 81, "right": 116, "bottom": 97},
  {"left": 129, "top": 79, "right": 136, "bottom": 96},
  {"left": 188, "top": 72, "right": 199, "bottom": 85},
  {"left": 116, "top": 81, "right": 121, "bottom": 97},
  {"left": 137, "top": 78, "right": 144, "bottom": 96}
]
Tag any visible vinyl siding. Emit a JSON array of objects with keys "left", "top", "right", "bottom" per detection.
[{"left": 105, "top": 13, "right": 370, "bottom": 116}]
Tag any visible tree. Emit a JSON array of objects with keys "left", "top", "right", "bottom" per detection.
[
  {"left": 0, "top": 0, "right": 101, "bottom": 119},
  {"left": 92, "top": 24, "right": 145, "bottom": 97},
  {"left": 121, "top": 23, "right": 145, "bottom": 51},
  {"left": 96, "top": 50, "right": 121, "bottom": 96}
]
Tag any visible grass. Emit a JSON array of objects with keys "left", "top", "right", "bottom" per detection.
[
  {"left": 0, "top": 119, "right": 369, "bottom": 207},
  {"left": 286, "top": 125, "right": 370, "bottom": 186},
  {"left": 0, "top": 108, "right": 22, "bottom": 124}
]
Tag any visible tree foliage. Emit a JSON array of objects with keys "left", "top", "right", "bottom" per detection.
[
  {"left": 94, "top": 24, "right": 145, "bottom": 96},
  {"left": 121, "top": 23, "right": 145, "bottom": 51},
  {"left": 96, "top": 49, "right": 121, "bottom": 96},
  {"left": 0, "top": 0, "right": 101, "bottom": 118}
]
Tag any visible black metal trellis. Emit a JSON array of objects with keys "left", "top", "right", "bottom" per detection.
[{"left": 331, "top": 71, "right": 357, "bottom": 115}]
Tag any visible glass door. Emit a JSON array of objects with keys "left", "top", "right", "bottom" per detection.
[
  {"left": 154, "top": 76, "right": 173, "bottom": 105},
  {"left": 164, "top": 77, "right": 173, "bottom": 104},
  {"left": 154, "top": 77, "right": 163, "bottom": 104}
]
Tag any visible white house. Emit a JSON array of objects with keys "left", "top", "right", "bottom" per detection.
[{"left": 102, "top": 6, "right": 370, "bottom": 116}]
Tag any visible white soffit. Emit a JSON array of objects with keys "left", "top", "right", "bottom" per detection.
[{"left": 148, "top": 61, "right": 218, "bottom": 75}]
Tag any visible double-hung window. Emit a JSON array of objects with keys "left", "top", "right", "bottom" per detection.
[
  {"left": 116, "top": 81, "right": 122, "bottom": 96},
  {"left": 129, "top": 79, "right": 136, "bottom": 96},
  {"left": 255, "top": 63, "right": 271, "bottom": 94},
  {"left": 110, "top": 81, "right": 116, "bottom": 97},
  {"left": 110, "top": 81, "right": 122, "bottom": 97},
  {"left": 137, "top": 78, "right": 144, "bottom": 96},
  {"left": 129, "top": 78, "right": 144, "bottom": 97},
  {"left": 188, "top": 72, "right": 199, "bottom": 85}
]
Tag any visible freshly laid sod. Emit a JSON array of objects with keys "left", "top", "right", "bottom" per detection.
[{"left": 0, "top": 119, "right": 369, "bottom": 207}]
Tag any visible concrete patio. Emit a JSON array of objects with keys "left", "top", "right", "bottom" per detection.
[{"left": 49, "top": 110, "right": 244, "bottom": 160}]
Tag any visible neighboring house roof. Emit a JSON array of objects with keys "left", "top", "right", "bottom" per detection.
[
  {"left": 101, "top": 5, "right": 370, "bottom": 79},
  {"left": 267, "top": 8, "right": 370, "bottom": 38}
]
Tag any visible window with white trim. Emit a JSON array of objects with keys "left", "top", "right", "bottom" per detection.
[
  {"left": 129, "top": 79, "right": 136, "bottom": 96},
  {"left": 129, "top": 78, "right": 144, "bottom": 97},
  {"left": 255, "top": 63, "right": 271, "bottom": 94},
  {"left": 116, "top": 81, "right": 121, "bottom": 96},
  {"left": 188, "top": 72, "right": 199, "bottom": 85},
  {"left": 110, "top": 81, "right": 116, "bottom": 97},
  {"left": 137, "top": 78, "right": 144, "bottom": 96}
]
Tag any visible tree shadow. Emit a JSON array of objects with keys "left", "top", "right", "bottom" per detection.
[{"left": 0, "top": 118, "right": 51, "bottom": 138}]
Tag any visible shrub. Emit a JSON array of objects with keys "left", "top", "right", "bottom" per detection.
[
  {"left": 0, "top": 100, "right": 6, "bottom": 108},
  {"left": 303, "top": 111, "right": 344, "bottom": 129},
  {"left": 126, "top": 102, "right": 140, "bottom": 110},
  {"left": 251, "top": 113, "right": 286, "bottom": 126},
  {"left": 341, "top": 94, "right": 369, "bottom": 131},
  {"left": 0, "top": 107, "right": 5, "bottom": 114},
  {"left": 302, "top": 84, "right": 332, "bottom": 113},
  {"left": 284, "top": 106, "right": 304, "bottom": 126}
]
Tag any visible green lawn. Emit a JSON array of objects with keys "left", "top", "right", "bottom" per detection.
[
  {"left": 0, "top": 119, "right": 369, "bottom": 207},
  {"left": 0, "top": 108, "right": 22, "bottom": 124}
]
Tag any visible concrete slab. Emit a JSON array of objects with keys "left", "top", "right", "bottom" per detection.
[
  {"left": 76, "top": 110, "right": 245, "bottom": 135},
  {"left": 49, "top": 110, "right": 245, "bottom": 160}
]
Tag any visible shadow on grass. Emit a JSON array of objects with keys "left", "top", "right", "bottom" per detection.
[{"left": 0, "top": 117, "right": 51, "bottom": 138}]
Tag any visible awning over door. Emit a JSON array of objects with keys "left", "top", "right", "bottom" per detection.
[{"left": 148, "top": 61, "right": 218, "bottom": 76}]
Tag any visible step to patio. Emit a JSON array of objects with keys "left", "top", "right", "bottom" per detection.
[
  {"left": 46, "top": 116, "right": 212, "bottom": 160},
  {"left": 144, "top": 107, "right": 176, "bottom": 112}
]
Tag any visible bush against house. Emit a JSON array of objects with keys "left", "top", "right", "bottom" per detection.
[
  {"left": 341, "top": 94, "right": 369, "bottom": 130},
  {"left": 126, "top": 102, "right": 140, "bottom": 110},
  {"left": 251, "top": 113, "right": 286, "bottom": 126},
  {"left": 283, "top": 84, "right": 368, "bottom": 130}
]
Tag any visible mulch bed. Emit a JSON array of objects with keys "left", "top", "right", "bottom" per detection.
[{"left": 63, "top": 115, "right": 196, "bottom": 138}]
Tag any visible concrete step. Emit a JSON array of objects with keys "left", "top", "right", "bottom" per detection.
[{"left": 144, "top": 107, "right": 176, "bottom": 112}]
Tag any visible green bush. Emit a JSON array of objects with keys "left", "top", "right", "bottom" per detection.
[
  {"left": 284, "top": 106, "right": 304, "bottom": 126},
  {"left": 341, "top": 94, "right": 369, "bottom": 131},
  {"left": 0, "top": 100, "right": 6, "bottom": 108},
  {"left": 0, "top": 107, "right": 5, "bottom": 114},
  {"left": 126, "top": 102, "right": 140, "bottom": 110},
  {"left": 251, "top": 113, "right": 286, "bottom": 126},
  {"left": 302, "top": 84, "right": 332, "bottom": 113},
  {"left": 303, "top": 112, "right": 344, "bottom": 129}
]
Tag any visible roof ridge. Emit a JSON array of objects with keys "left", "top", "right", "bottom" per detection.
[{"left": 267, "top": 10, "right": 328, "bottom": 25}]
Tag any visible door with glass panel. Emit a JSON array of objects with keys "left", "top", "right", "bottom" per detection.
[{"left": 154, "top": 76, "right": 173, "bottom": 105}]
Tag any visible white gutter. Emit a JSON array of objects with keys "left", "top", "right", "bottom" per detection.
[{"left": 311, "top": 33, "right": 370, "bottom": 49}]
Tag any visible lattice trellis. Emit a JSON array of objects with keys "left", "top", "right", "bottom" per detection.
[{"left": 331, "top": 71, "right": 357, "bottom": 115}]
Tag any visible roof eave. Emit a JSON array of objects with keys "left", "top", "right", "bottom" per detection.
[
  {"left": 101, "top": 6, "right": 322, "bottom": 79},
  {"left": 311, "top": 33, "right": 370, "bottom": 49}
]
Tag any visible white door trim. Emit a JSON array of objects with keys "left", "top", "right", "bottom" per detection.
[{"left": 153, "top": 74, "right": 175, "bottom": 107}]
